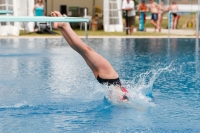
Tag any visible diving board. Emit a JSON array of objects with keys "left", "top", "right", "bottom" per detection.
[
  {"left": 0, "top": 10, "right": 14, "bottom": 14},
  {"left": 0, "top": 16, "right": 90, "bottom": 22}
]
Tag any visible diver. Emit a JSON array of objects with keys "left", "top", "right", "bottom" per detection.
[{"left": 51, "top": 11, "right": 129, "bottom": 101}]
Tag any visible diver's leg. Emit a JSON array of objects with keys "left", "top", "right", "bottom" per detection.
[{"left": 51, "top": 11, "right": 118, "bottom": 79}]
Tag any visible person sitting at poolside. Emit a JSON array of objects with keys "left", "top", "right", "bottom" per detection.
[
  {"left": 149, "top": 0, "right": 160, "bottom": 32},
  {"left": 137, "top": 0, "right": 147, "bottom": 23},
  {"left": 51, "top": 11, "right": 129, "bottom": 101},
  {"left": 182, "top": 16, "right": 195, "bottom": 29}
]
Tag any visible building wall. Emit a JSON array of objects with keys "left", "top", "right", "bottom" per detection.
[
  {"left": 45, "top": 0, "right": 103, "bottom": 16},
  {"left": 173, "top": 0, "right": 198, "bottom": 4},
  {"left": 139, "top": 0, "right": 198, "bottom": 5},
  {"left": 178, "top": 4, "right": 199, "bottom": 11}
]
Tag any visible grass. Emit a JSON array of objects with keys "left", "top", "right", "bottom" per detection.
[
  {"left": 20, "top": 29, "right": 169, "bottom": 36},
  {"left": 137, "top": 14, "right": 196, "bottom": 29},
  {"left": 19, "top": 14, "right": 196, "bottom": 37},
  {"left": 74, "top": 30, "right": 168, "bottom": 36}
]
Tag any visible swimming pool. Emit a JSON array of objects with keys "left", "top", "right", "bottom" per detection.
[{"left": 0, "top": 38, "right": 199, "bottom": 132}]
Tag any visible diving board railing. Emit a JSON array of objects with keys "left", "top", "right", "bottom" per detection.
[
  {"left": 168, "top": 10, "right": 198, "bottom": 37},
  {"left": 168, "top": 10, "right": 199, "bottom": 43},
  {"left": 0, "top": 16, "right": 90, "bottom": 38},
  {"left": 197, "top": 0, "right": 200, "bottom": 40},
  {"left": 0, "top": 16, "right": 90, "bottom": 22}
]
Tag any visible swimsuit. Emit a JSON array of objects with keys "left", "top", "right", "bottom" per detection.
[
  {"left": 96, "top": 76, "right": 129, "bottom": 100},
  {"left": 172, "top": 13, "right": 177, "bottom": 17},
  {"left": 151, "top": 13, "right": 158, "bottom": 21},
  {"left": 97, "top": 75, "right": 121, "bottom": 86},
  {"left": 35, "top": 4, "right": 44, "bottom": 16}
]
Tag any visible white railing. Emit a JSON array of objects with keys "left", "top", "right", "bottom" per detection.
[
  {"left": 168, "top": 10, "right": 199, "bottom": 40},
  {"left": 197, "top": 0, "right": 200, "bottom": 39}
]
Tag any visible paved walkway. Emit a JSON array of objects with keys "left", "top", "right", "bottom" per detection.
[{"left": 144, "top": 28, "right": 196, "bottom": 36}]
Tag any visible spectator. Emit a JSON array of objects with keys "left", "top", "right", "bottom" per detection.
[
  {"left": 182, "top": 16, "right": 195, "bottom": 29},
  {"left": 122, "top": 0, "right": 136, "bottom": 35},
  {"left": 149, "top": 0, "right": 160, "bottom": 32},
  {"left": 33, "top": 0, "right": 45, "bottom": 31},
  {"left": 158, "top": 0, "right": 165, "bottom": 32},
  {"left": 137, "top": 0, "right": 147, "bottom": 23},
  {"left": 169, "top": 1, "right": 178, "bottom": 29}
]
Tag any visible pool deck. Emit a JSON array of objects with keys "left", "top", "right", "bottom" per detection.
[{"left": 0, "top": 28, "right": 198, "bottom": 39}]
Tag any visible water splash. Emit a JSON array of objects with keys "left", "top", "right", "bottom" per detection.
[
  {"left": 104, "top": 62, "right": 176, "bottom": 108},
  {"left": 132, "top": 63, "right": 174, "bottom": 97}
]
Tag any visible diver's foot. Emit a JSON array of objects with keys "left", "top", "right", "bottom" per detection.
[{"left": 51, "top": 11, "right": 68, "bottom": 28}]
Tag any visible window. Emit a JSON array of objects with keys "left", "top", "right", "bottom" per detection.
[{"left": 0, "top": 0, "right": 14, "bottom": 26}]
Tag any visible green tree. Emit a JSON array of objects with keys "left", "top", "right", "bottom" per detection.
[{"left": 134, "top": 0, "right": 138, "bottom": 6}]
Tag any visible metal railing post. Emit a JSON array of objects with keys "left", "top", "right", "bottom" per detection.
[
  {"left": 125, "top": 10, "right": 129, "bottom": 35},
  {"left": 197, "top": 0, "right": 200, "bottom": 38},
  {"left": 168, "top": 10, "right": 200, "bottom": 44},
  {"left": 84, "top": 8, "right": 88, "bottom": 39},
  {"left": 168, "top": 11, "right": 171, "bottom": 44},
  {"left": 196, "top": 11, "right": 199, "bottom": 38}
]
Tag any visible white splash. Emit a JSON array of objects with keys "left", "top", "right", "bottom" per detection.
[{"left": 104, "top": 62, "right": 175, "bottom": 108}]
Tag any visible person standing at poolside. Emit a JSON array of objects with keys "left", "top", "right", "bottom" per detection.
[
  {"left": 122, "top": 0, "right": 136, "bottom": 35},
  {"left": 158, "top": 0, "right": 165, "bottom": 32},
  {"left": 51, "top": 11, "right": 129, "bottom": 101},
  {"left": 169, "top": 1, "right": 179, "bottom": 29},
  {"left": 33, "top": 0, "right": 45, "bottom": 31},
  {"left": 149, "top": 0, "right": 160, "bottom": 32},
  {"left": 137, "top": 0, "right": 147, "bottom": 23}
]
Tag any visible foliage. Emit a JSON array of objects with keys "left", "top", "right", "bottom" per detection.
[
  {"left": 134, "top": 0, "right": 138, "bottom": 6},
  {"left": 94, "top": 6, "right": 102, "bottom": 13}
]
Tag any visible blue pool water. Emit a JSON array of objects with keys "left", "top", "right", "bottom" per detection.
[{"left": 0, "top": 38, "right": 200, "bottom": 132}]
